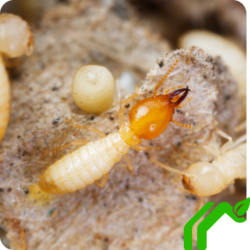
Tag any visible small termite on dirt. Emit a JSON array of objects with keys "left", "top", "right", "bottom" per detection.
[
  {"left": 39, "top": 59, "right": 193, "bottom": 194},
  {"left": 151, "top": 131, "right": 246, "bottom": 197},
  {"left": 0, "top": 14, "right": 34, "bottom": 142}
]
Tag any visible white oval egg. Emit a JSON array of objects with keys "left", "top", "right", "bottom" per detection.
[{"left": 72, "top": 65, "right": 115, "bottom": 113}]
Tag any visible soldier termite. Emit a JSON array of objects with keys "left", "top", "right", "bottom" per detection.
[{"left": 39, "top": 59, "right": 193, "bottom": 194}]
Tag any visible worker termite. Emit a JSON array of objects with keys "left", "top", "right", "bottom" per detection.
[
  {"left": 0, "top": 14, "right": 34, "bottom": 142},
  {"left": 151, "top": 132, "right": 246, "bottom": 197},
  {"left": 39, "top": 59, "right": 193, "bottom": 194}
]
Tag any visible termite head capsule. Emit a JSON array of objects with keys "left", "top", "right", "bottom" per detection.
[
  {"left": 0, "top": 13, "right": 34, "bottom": 57},
  {"left": 182, "top": 162, "right": 226, "bottom": 197},
  {"left": 129, "top": 87, "right": 191, "bottom": 140}
]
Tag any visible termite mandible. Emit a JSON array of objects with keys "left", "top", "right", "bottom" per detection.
[{"left": 39, "top": 59, "right": 193, "bottom": 194}]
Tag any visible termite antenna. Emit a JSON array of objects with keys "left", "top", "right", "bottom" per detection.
[
  {"left": 153, "top": 59, "right": 179, "bottom": 96},
  {"left": 150, "top": 158, "right": 193, "bottom": 177}
]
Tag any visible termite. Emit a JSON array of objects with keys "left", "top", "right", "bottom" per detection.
[
  {"left": 39, "top": 59, "right": 193, "bottom": 194},
  {"left": 0, "top": 14, "right": 34, "bottom": 142},
  {"left": 151, "top": 131, "right": 246, "bottom": 197}
]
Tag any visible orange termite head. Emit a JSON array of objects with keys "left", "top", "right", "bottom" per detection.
[{"left": 129, "top": 86, "right": 191, "bottom": 140}]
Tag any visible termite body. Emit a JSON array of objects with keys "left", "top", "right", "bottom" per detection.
[
  {"left": 151, "top": 133, "right": 246, "bottom": 197},
  {"left": 0, "top": 14, "right": 34, "bottom": 142},
  {"left": 39, "top": 131, "right": 132, "bottom": 194},
  {"left": 39, "top": 60, "right": 193, "bottom": 194},
  {"left": 0, "top": 55, "right": 9, "bottom": 142}
]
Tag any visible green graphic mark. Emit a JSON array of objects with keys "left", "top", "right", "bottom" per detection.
[{"left": 184, "top": 197, "right": 250, "bottom": 250}]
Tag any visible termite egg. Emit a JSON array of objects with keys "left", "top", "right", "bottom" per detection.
[{"left": 72, "top": 65, "right": 115, "bottom": 113}]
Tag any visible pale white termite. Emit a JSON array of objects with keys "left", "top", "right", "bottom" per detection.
[
  {"left": 0, "top": 13, "right": 34, "bottom": 142},
  {"left": 72, "top": 65, "right": 116, "bottom": 113},
  {"left": 39, "top": 60, "right": 193, "bottom": 194},
  {"left": 151, "top": 131, "right": 246, "bottom": 197}
]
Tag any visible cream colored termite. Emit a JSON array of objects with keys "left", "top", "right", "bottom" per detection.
[
  {"left": 151, "top": 132, "right": 246, "bottom": 197},
  {"left": 0, "top": 13, "right": 34, "bottom": 142},
  {"left": 39, "top": 60, "right": 193, "bottom": 194},
  {"left": 39, "top": 90, "right": 142, "bottom": 194}
]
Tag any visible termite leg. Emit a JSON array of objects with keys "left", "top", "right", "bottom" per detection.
[
  {"left": 94, "top": 174, "right": 108, "bottom": 188},
  {"left": 153, "top": 59, "right": 179, "bottom": 96},
  {"left": 118, "top": 86, "right": 139, "bottom": 128},
  {"left": 10, "top": 227, "right": 27, "bottom": 250},
  {"left": 227, "top": 183, "right": 236, "bottom": 194},
  {"left": 123, "top": 155, "right": 135, "bottom": 175},
  {"left": 176, "top": 96, "right": 193, "bottom": 109},
  {"left": 165, "top": 85, "right": 185, "bottom": 94},
  {"left": 196, "top": 197, "right": 205, "bottom": 213},
  {"left": 130, "top": 145, "right": 161, "bottom": 152},
  {"left": 65, "top": 118, "right": 106, "bottom": 138},
  {"left": 216, "top": 129, "right": 233, "bottom": 154},
  {"left": 171, "top": 120, "right": 192, "bottom": 129},
  {"left": 42, "top": 140, "right": 89, "bottom": 155},
  {"left": 231, "top": 134, "right": 246, "bottom": 148},
  {"left": 202, "top": 145, "right": 220, "bottom": 157},
  {"left": 234, "top": 121, "right": 246, "bottom": 133},
  {"left": 21, "top": 228, "right": 26, "bottom": 250}
]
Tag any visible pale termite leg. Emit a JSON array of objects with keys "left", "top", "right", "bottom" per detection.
[
  {"left": 216, "top": 129, "right": 233, "bottom": 154},
  {"left": 164, "top": 85, "right": 185, "bottom": 94},
  {"left": 202, "top": 145, "right": 220, "bottom": 157},
  {"left": 153, "top": 59, "right": 179, "bottom": 96},
  {"left": 123, "top": 155, "right": 135, "bottom": 174},
  {"left": 118, "top": 86, "right": 139, "bottom": 128},
  {"left": 208, "top": 132, "right": 245, "bottom": 156},
  {"left": 94, "top": 174, "right": 109, "bottom": 188},
  {"left": 42, "top": 140, "right": 89, "bottom": 155},
  {"left": 171, "top": 119, "right": 192, "bottom": 129},
  {"left": 234, "top": 121, "right": 246, "bottom": 133},
  {"left": 195, "top": 197, "right": 206, "bottom": 213},
  {"left": 130, "top": 145, "right": 161, "bottom": 152},
  {"left": 118, "top": 86, "right": 139, "bottom": 175},
  {"left": 176, "top": 96, "right": 193, "bottom": 109},
  {"left": 11, "top": 228, "right": 27, "bottom": 250},
  {"left": 227, "top": 183, "right": 236, "bottom": 194},
  {"left": 65, "top": 118, "right": 106, "bottom": 138},
  {"left": 230, "top": 134, "right": 246, "bottom": 149}
]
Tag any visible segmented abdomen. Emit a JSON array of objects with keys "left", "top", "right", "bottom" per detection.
[
  {"left": 0, "top": 55, "right": 10, "bottom": 142},
  {"left": 39, "top": 133, "right": 130, "bottom": 194}
]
